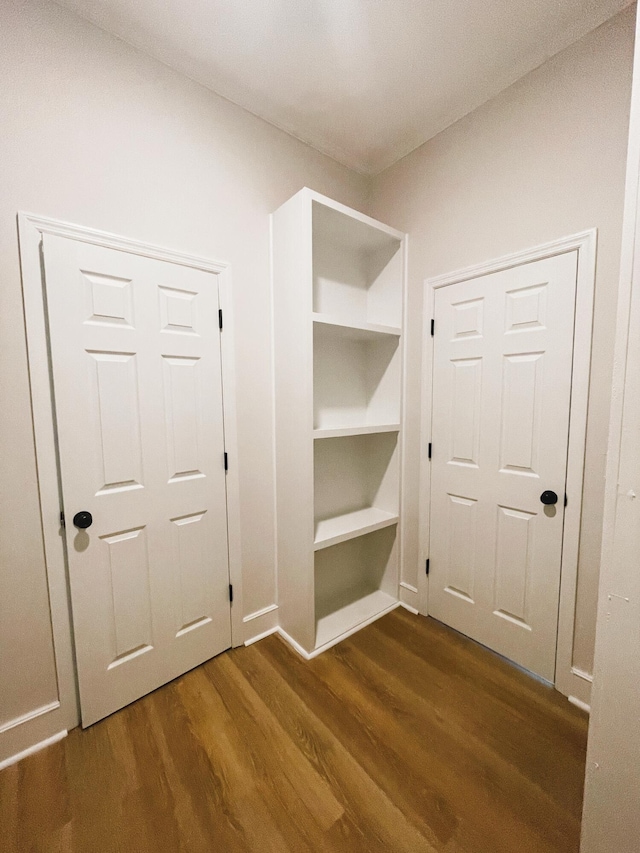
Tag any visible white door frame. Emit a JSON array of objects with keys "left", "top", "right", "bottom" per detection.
[
  {"left": 17, "top": 212, "right": 244, "bottom": 734},
  {"left": 419, "top": 230, "right": 597, "bottom": 706}
]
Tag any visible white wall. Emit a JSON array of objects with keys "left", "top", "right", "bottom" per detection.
[
  {"left": 582, "top": 8, "right": 640, "bottom": 849},
  {"left": 368, "top": 6, "right": 635, "bottom": 681},
  {"left": 0, "top": 0, "right": 367, "bottom": 758}
]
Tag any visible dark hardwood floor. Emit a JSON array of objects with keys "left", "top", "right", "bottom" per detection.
[{"left": 0, "top": 608, "right": 588, "bottom": 852}]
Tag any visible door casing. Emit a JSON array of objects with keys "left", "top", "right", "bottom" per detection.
[
  {"left": 419, "top": 230, "right": 597, "bottom": 708},
  {"left": 18, "top": 212, "right": 243, "bottom": 734}
]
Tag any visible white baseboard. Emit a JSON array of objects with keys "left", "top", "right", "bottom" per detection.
[
  {"left": 243, "top": 603, "right": 279, "bottom": 645},
  {"left": 565, "top": 666, "right": 592, "bottom": 712},
  {"left": 244, "top": 626, "right": 279, "bottom": 647},
  {"left": 246, "top": 596, "right": 413, "bottom": 657},
  {"left": 0, "top": 700, "right": 60, "bottom": 735},
  {"left": 278, "top": 601, "right": 401, "bottom": 661},
  {"left": 0, "top": 696, "right": 72, "bottom": 770},
  {"left": 555, "top": 662, "right": 593, "bottom": 708},
  {"left": 276, "top": 628, "right": 314, "bottom": 660},
  {"left": 0, "top": 729, "right": 67, "bottom": 771},
  {"left": 399, "top": 582, "right": 419, "bottom": 613},
  {"left": 568, "top": 695, "right": 591, "bottom": 714}
]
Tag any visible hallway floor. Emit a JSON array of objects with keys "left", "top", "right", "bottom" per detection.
[{"left": 0, "top": 608, "right": 588, "bottom": 852}]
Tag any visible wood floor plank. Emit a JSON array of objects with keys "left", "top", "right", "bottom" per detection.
[
  {"left": 65, "top": 706, "right": 153, "bottom": 852},
  {"left": 349, "top": 613, "right": 586, "bottom": 812},
  {"left": 331, "top": 633, "right": 581, "bottom": 851},
  {"left": 260, "top": 629, "right": 575, "bottom": 853},
  {"left": 0, "top": 763, "right": 19, "bottom": 852},
  {"left": 16, "top": 739, "right": 71, "bottom": 852},
  {"left": 183, "top": 661, "right": 338, "bottom": 852},
  {"left": 257, "top": 632, "right": 463, "bottom": 848},
  {"left": 387, "top": 609, "right": 586, "bottom": 742},
  {"left": 136, "top": 687, "right": 231, "bottom": 853},
  {"left": 206, "top": 653, "right": 345, "bottom": 833},
  {"left": 0, "top": 610, "right": 588, "bottom": 852},
  {"left": 232, "top": 642, "right": 439, "bottom": 853},
  {"left": 176, "top": 670, "right": 322, "bottom": 853}
]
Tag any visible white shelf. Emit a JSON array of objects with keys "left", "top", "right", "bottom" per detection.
[
  {"left": 312, "top": 312, "right": 401, "bottom": 340},
  {"left": 314, "top": 507, "right": 398, "bottom": 551},
  {"left": 315, "top": 590, "right": 398, "bottom": 650},
  {"left": 313, "top": 423, "right": 400, "bottom": 439}
]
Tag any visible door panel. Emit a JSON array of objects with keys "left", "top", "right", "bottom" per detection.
[
  {"left": 444, "top": 493, "right": 478, "bottom": 602},
  {"left": 450, "top": 357, "right": 482, "bottom": 466},
  {"left": 43, "top": 235, "right": 231, "bottom": 725},
  {"left": 429, "top": 253, "right": 578, "bottom": 681}
]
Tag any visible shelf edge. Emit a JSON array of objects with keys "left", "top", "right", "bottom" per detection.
[
  {"left": 314, "top": 512, "right": 398, "bottom": 551},
  {"left": 313, "top": 423, "right": 400, "bottom": 439},
  {"left": 312, "top": 313, "right": 401, "bottom": 338}
]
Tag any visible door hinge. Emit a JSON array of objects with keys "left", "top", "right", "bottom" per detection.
[
  {"left": 430, "top": 319, "right": 435, "bottom": 336},
  {"left": 218, "top": 308, "right": 223, "bottom": 330},
  {"left": 229, "top": 583, "right": 234, "bottom": 603},
  {"left": 60, "top": 510, "right": 65, "bottom": 528},
  {"left": 425, "top": 558, "right": 430, "bottom": 576},
  {"left": 564, "top": 493, "right": 568, "bottom": 507},
  {"left": 224, "top": 451, "right": 228, "bottom": 472},
  {"left": 428, "top": 442, "right": 432, "bottom": 460}
]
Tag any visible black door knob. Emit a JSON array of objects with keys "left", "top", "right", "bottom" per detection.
[
  {"left": 540, "top": 491, "right": 558, "bottom": 506},
  {"left": 73, "top": 511, "right": 93, "bottom": 529}
]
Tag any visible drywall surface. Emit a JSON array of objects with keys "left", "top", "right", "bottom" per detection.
[
  {"left": 368, "top": 6, "right": 635, "bottom": 677},
  {"left": 0, "top": 0, "right": 366, "bottom": 742},
  {"left": 581, "top": 6, "right": 640, "bottom": 847}
]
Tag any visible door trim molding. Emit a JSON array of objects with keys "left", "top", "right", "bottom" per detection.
[
  {"left": 420, "top": 229, "right": 597, "bottom": 702},
  {"left": 17, "top": 212, "right": 244, "bottom": 739}
]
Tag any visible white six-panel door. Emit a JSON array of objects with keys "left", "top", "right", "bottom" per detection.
[
  {"left": 43, "top": 235, "right": 231, "bottom": 726},
  {"left": 429, "top": 252, "right": 578, "bottom": 681}
]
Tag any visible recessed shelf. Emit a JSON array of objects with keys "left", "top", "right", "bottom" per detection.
[
  {"left": 313, "top": 323, "right": 400, "bottom": 430},
  {"left": 313, "top": 423, "right": 400, "bottom": 439},
  {"left": 312, "top": 200, "right": 403, "bottom": 329},
  {"left": 314, "top": 507, "right": 398, "bottom": 550},
  {"left": 314, "top": 433, "right": 398, "bottom": 529},
  {"left": 315, "top": 590, "right": 397, "bottom": 650},
  {"left": 312, "top": 313, "right": 401, "bottom": 339},
  {"left": 314, "top": 525, "right": 399, "bottom": 649}
]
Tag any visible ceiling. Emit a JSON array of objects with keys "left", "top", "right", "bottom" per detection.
[{"left": 55, "top": 0, "right": 633, "bottom": 175}]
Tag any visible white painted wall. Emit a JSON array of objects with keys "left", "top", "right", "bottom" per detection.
[
  {"left": 581, "top": 6, "right": 640, "bottom": 848},
  {"left": 368, "top": 6, "right": 635, "bottom": 680},
  {"left": 0, "top": 0, "right": 366, "bottom": 756}
]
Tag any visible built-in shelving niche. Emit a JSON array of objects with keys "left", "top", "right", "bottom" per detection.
[
  {"left": 272, "top": 188, "right": 405, "bottom": 656},
  {"left": 312, "top": 201, "right": 403, "bottom": 329},
  {"left": 314, "top": 432, "right": 399, "bottom": 550},
  {"left": 313, "top": 321, "right": 401, "bottom": 431},
  {"left": 315, "top": 526, "right": 398, "bottom": 649}
]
